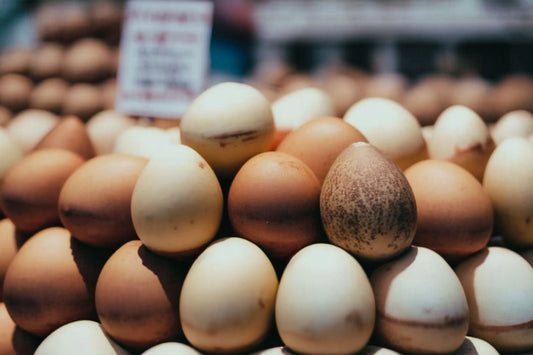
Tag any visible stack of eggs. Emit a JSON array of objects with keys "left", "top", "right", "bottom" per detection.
[{"left": 0, "top": 78, "right": 531, "bottom": 355}]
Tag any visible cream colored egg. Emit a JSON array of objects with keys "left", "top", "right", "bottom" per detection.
[
  {"left": 491, "top": 110, "right": 533, "bottom": 145},
  {"left": 113, "top": 126, "right": 180, "bottom": 159},
  {"left": 359, "top": 345, "right": 403, "bottom": 355},
  {"left": 428, "top": 105, "right": 494, "bottom": 180},
  {"left": 371, "top": 246, "right": 469, "bottom": 354},
  {"left": 0, "top": 128, "right": 23, "bottom": 180},
  {"left": 454, "top": 247, "right": 533, "bottom": 353},
  {"left": 180, "top": 237, "right": 278, "bottom": 353},
  {"left": 483, "top": 137, "right": 533, "bottom": 248},
  {"left": 86, "top": 110, "right": 137, "bottom": 155},
  {"left": 343, "top": 97, "right": 426, "bottom": 170},
  {"left": 276, "top": 243, "right": 375, "bottom": 354},
  {"left": 453, "top": 336, "right": 499, "bottom": 355},
  {"left": 141, "top": 342, "right": 201, "bottom": 355},
  {"left": 34, "top": 320, "right": 131, "bottom": 355},
  {"left": 6, "top": 109, "right": 59, "bottom": 153},
  {"left": 180, "top": 82, "right": 274, "bottom": 178},
  {"left": 131, "top": 144, "right": 223, "bottom": 257}
]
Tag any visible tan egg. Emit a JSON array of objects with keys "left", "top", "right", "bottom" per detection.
[
  {"left": 320, "top": 142, "right": 416, "bottom": 261},
  {"left": 276, "top": 244, "right": 375, "bottom": 354},
  {"left": 371, "top": 246, "right": 469, "bottom": 354},
  {"left": 455, "top": 247, "right": 533, "bottom": 353},
  {"left": 3, "top": 227, "right": 109, "bottom": 337},
  {"left": 449, "top": 77, "right": 492, "bottom": 122},
  {"left": 180, "top": 237, "right": 278, "bottom": 353},
  {"left": 453, "top": 336, "right": 499, "bottom": 355},
  {"left": 29, "top": 44, "right": 64, "bottom": 80},
  {"left": 62, "top": 38, "right": 112, "bottom": 82},
  {"left": 251, "top": 60, "right": 294, "bottom": 88},
  {"left": 86, "top": 110, "right": 137, "bottom": 155},
  {"left": 0, "top": 127, "right": 23, "bottom": 181},
  {"left": 35, "top": 3, "right": 63, "bottom": 42},
  {"left": 228, "top": 152, "right": 322, "bottom": 261},
  {"left": 141, "top": 342, "right": 202, "bottom": 355},
  {"left": 0, "top": 106, "right": 11, "bottom": 126},
  {"left": 322, "top": 73, "right": 367, "bottom": 117},
  {"left": 114, "top": 126, "right": 180, "bottom": 159},
  {"left": 0, "top": 48, "right": 32, "bottom": 76},
  {"left": 489, "top": 74, "right": 533, "bottom": 118},
  {"left": 279, "top": 74, "right": 319, "bottom": 95},
  {"left": 1, "top": 149, "right": 85, "bottom": 233},
  {"left": 364, "top": 73, "right": 408, "bottom": 102},
  {"left": 59, "top": 154, "right": 147, "bottom": 249},
  {"left": 0, "top": 74, "right": 33, "bottom": 112},
  {"left": 358, "top": 345, "right": 403, "bottom": 355},
  {"left": 0, "top": 219, "right": 27, "bottom": 301},
  {"left": 90, "top": 2, "right": 123, "bottom": 44},
  {"left": 6, "top": 109, "right": 59, "bottom": 153},
  {"left": 344, "top": 98, "right": 427, "bottom": 170},
  {"left": 96, "top": 240, "right": 185, "bottom": 351},
  {"left": 180, "top": 82, "right": 274, "bottom": 178},
  {"left": 483, "top": 138, "right": 533, "bottom": 248},
  {"left": 402, "top": 81, "right": 447, "bottom": 126},
  {"left": 28, "top": 77, "right": 68, "bottom": 114},
  {"left": 131, "top": 145, "right": 222, "bottom": 257},
  {"left": 60, "top": 3, "right": 92, "bottom": 42},
  {"left": 62, "top": 84, "right": 104, "bottom": 121},
  {"left": 428, "top": 105, "right": 494, "bottom": 180},
  {"left": 404, "top": 160, "right": 493, "bottom": 261},
  {"left": 276, "top": 116, "right": 367, "bottom": 185},
  {"left": 35, "top": 320, "right": 130, "bottom": 355},
  {"left": 271, "top": 87, "right": 335, "bottom": 149},
  {"left": 491, "top": 110, "right": 533, "bottom": 145},
  {"left": 0, "top": 303, "right": 40, "bottom": 355}
]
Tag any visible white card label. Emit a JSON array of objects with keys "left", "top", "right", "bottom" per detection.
[{"left": 116, "top": 0, "right": 213, "bottom": 119}]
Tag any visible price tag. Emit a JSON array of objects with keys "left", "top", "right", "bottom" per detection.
[{"left": 116, "top": 0, "right": 213, "bottom": 119}]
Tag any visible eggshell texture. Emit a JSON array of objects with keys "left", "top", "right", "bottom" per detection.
[
  {"left": 483, "top": 138, "right": 533, "bottom": 248},
  {"left": 86, "top": 110, "right": 137, "bottom": 155},
  {"left": 404, "top": 160, "right": 493, "bottom": 260},
  {"left": 95, "top": 240, "right": 185, "bottom": 351},
  {"left": 453, "top": 336, "right": 499, "bottom": 355},
  {"left": 180, "top": 82, "right": 274, "bottom": 178},
  {"left": 58, "top": 154, "right": 148, "bottom": 248},
  {"left": 491, "top": 110, "right": 533, "bottom": 145},
  {"left": 343, "top": 98, "right": 427, "bottom": 170},
  {"left": 0, "top": 303, "right": 40, "bottom": 355},
  {"left": 320, "top": 142, "right": 417, "bottom": 261},
  {"left": 454, "top": 247, "right": 533, "bottom": 352},
  {"left": 3, "top": 227, "right": 109, "bottom": 337},
  {"left": 276, "top": 244, "right": 375, "bottom": 354},
  {"left": 228, "top": 152, "right": 322, "bottom": 261},
  {"left": 1, "top": 149, "right": 85, "bottom": 233},
  {"left": 6, "top": 109, "right": 59, "bottom": 153},
  {"left": 114, "top": 126, "right": 181, "bottom": 159},
  {"left": 131, "top": 145, "right": 223, "bottom": 257},
  {"left": 0, "top": 74, "right": 33, "bottom": 112},
  {"left": 35, "top": 320, "right": 130, "bottom": 355},
  {"left": 180, "top": 237, "right": 278, "bottom": 353},
  {"left": 276, "top": 116, "right": 367, "bottom": 185},
  {"left": 62, "top": 38, "right": 113, "bottom": 82},
  {"left": 428, "top": 105, "right": 494, "bottom": 181},
  {"left": 28, "top": 77, "right": 68, "bottom": 114},
  {"left": 0, "top": 219, "right": 27, "bottom": 301},
  {"left": 371, "top": 246, "right": 469, "bottom": 354},
  {"left": 141, "top": 342, "right": 202, "bottom": 355}
]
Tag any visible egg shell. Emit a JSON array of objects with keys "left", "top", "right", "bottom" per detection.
[
  {"left": 62, "top": 38, "right": 112, "bottom": 82},
  {"left": 6, "top": 109, "right": 59, "bottom": 153},
  {"left": 0, "top": 219, "right": 28, "bottom": 301},
  {"left": 228, "top": 151, "right": 322, "bottom": 262},
  {"left": 448, "top": 77, "right": 492, "bottom": 122},
  {"left": 453, "top": 336, "right": 499, "bottom": 355},
  {"left": 454, "top": 247, "right": 533, "bottom": 352},
  {"left": 95, "top": 240, "right": 185, "bottom": 351},
  {"left": 3, "top": 227, "right": 109, "bottom": 337},
  {"left": 58, "top": 154, "right": 147, "bottom": 249},
  {"left": 488, "top": 74, "right": 533, "bottom": 118},
  {"left": 358, "top": 345, "right": 403, "bottom": 355},
  {"left": 320, "top": 142, "right": 417, "bottom": 261},
  {"left": 29, "top": 44, "right": 64, "bottom": 80},
  {"left": 35, "top": 320, "right": 130, "bottom": 355},
  {"left": 62, "top": 83, "right": 104, "bottom": 121},
  {"left": 323, "top": 73, "right": 366, "bottom": 116},
  {"left": 28, "top": 77, "right": 68, "bottom": 114},
  {"left": 113, "top": 126, "right": 180, "bottom": 159},
  {"left": 131, "top": 145, "right": 223, "bottom": 257},
  {"left": 276, "top": 244, "right": 375, "bottom": 354},
  {"left": 364, "top": 73, "right": 407, "bottom": 102},
  {"left": 371, "top": 246, "right": 469, "bottom": 354},
  {"left": 491, "top": 110, "right": 533, "bottom": 145},
  {"left": 180, "top": 237, "right": 278, "bottom": 353},
  {"left": 86, "top": 110, "right": 137, "bottom": 155},
  {"left": 343, "top": 97, "right": 427, "bottom": 170},
  {"left": 141, "top": 342, "right": 201, "bottom": 355},
  {"left": 0, "top": 303, "right": 40, "bottom": 355},
  {"left": 276, "top": 116, "right": 367, "bottom": 185},
  {"left": 402, "top": 81, "right": 448, "bottom": 126},
  {"left": 0, "top": 74, "right": 33, "bottom": 112},
  {"left": 1, "top": 149, "right": 85, "bottom": 233},
  {"left": 483, "top": 137, "right": 533, "bottom": 248},
  {"left": 180, "top": 82, "right": 274, "bottom": 178},
  {"left": 0, "top": 48, "right": 32, "bottom": 76},
  {"left": 404, "top": 160, "right": 493, "bottom": 260}
]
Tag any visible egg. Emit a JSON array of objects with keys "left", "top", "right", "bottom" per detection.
[
  {"left": 364, "top": 73, "right": 407, "bottom": 102},
  {"left": 1, "top": 149, "right": 85, "bottom": 233},
  {"left": 58, "top": 154, "right": 147, "bottom": 249},
  {"left": 428, "top": 105, "right": 494, "bottom": 180},
  {"left": 113, "top": 126, "right": 180, "bottom": 159},
  {"left": 0, "top": 219, "right": 27, "bottom": 301},
  {"left": 0, "top": 128, "right": 23, "bottom": 198},
  {"left": 28, "top": 77, "right": 68, "bottom": 114},
  {"left": 131, "top": 145, "right": 223, "bottom": 257},
  {"left": 59, "top": 3, "right": 92, "bottom": 42},
  {"left": 276, "top": 116, "right": 367, "bottom": 185},
  {"left": 488, "top": 74, "right": 533, "bottom": 118},
  {"left": 141, "top": 342, "right": 201, "bottom": 355},
  {"left": 404, "top": 160, "right": 493, "bottom": 260},
  {"left": 0, "top": 106, "right": 11, "bottom": 126},
  {"left": 35, "top": 320, "right": 130, "bottom": 355},
  {"left": 0, "top": 303, "right": 40, "bottom": 355},
  {"left": 62, "top": 83, "right": 104, "bottom": 121},
  {"left": 344, "top": 98, "right": 427, "bottom": 170},
  {"left": 491, "top": 110, "right": 533, "bottom": 145},
  {"left": 180, "top": 237, "right": 278, "bottom": 353},
  {"left": 0, "top": 74, "right": 33, "bottom": 112},
  {"left": 62, "top": 38, "right": 113, "bottom": 82},
  {"left": 358, "top": 345, "right": 403, "bottom": 355},
  {"left": 35, "top": 3, "right": 63, "bottom": 42},
  {"left": 3, "top": 227, "right": 109, "bottom": 337},
  {"left": 448, "top": 77, "right": 492, "bottom": 122},
  {"left": 100, "top": 78, "right": 117, "bottom": 110},
  {"left": 0, "top": 48, "right": 32, "bottom": 76},
  {"left": 371, "top": 246, "right": 469, "bottom": 354},
  {"left": 453, "top": 336, "right": 499, "bottom": 355},
  {"left": 483, "top": 137, "right": 533, "bottom": 248},
  {"left": 29, "top": 44, "right": 64, "bottom": 80},
  {"left": 454, "top": 247, "right": 533, "bottom": 352},
  {"left": 276, "top": 244, "right": 375, "bottom": 354},
  {"left": 402, "top": 83, "right": 447, "bottom": 127},
  {"left": 322, "top": 72, "right": 367, "bottom": 116},
  {"left": 90, "top": 1, "right": 123, "bottom": 44},
  {"left": 180, "top": 82, "right": 274, "bottom": 178},
  {"left": 320, "top": 142, "right": 417, "bottom": 261},
  {"left": 86, "top": 110, "right": 137, "bottom": 155},
  {"left": 95, "top": 240, "right": 185, "bottom": 351},
  {"left": 278, "top": 74, "right": 319, "bottom": 95},
  {"left": 6, "top": 109, "right": 59, "bottom": 153}
]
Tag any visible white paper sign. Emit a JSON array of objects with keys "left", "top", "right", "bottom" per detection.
[{"left": 116, "top": 0, "right": 213, "bottom": 118}]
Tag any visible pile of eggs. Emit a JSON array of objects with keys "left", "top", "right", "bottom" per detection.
[{"left": 0, "top": 78, "right": 531, "bottom": 355}]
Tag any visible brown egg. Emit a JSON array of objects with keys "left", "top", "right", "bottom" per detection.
[
  {"left": 28, "top": 77, "right": 69, "bottom": 114},
  {"left": 489, "top": 74, "right": 533, "bottom": 118},
  {"left": 276, "top": 116, "right": 367, "bottom": 185},
  {"left": 58, "top": 154, "right": 147, "bottom": 249},
  {"left": 0, "top": 74, "right": 33, "bottom": 112},
  {"left": 34, "top": 115, "right": 96, "bottom": 160},
  {"left": 402, "top": 81, "right": 447, "bottom": 126},
  {"left": 449, "top": 77, "right": 492, "bottom": 122},
  {"left": 6, "top": 109, "right": 59, "bottom": 153},
  {"left": 404, "top": 160, "right": 493, "bottom": 261},
  {"left": 62, "top": 38, "right": 112, "bottom": 82},
  {"left": 0, "top": 48, "right": 32, "bottom": 75},
  {"left": 364, "top": 73, "right": 408, "bottom": 102},
  {"left": 3, "top": 227, "right": 109, "bottom": 337},
  {"left": 0, "top": 106, "right": 11, "bottom": 126},
  {"left": 60, "top": 3, "right": 92, "bottom": 43},
  {"left": 0, "top": 219, "right": 28, "bottom": 301},
  {"left": 29, "top": 44, "right": 65, "bottom": 80},
  {"left": 35, "top": 3, "right": 63, "bottom": 41},
  {"left": 96, "top": 240, "right": 185, "bottom": 351},
  {"left": 90, "top": 1, "right": 123, "bottom": 44},
  {"left": 86, "top": 110, "right": 137, "bottom": 155},
  {"left": 251, "top": 60, "right": 294, "bottom": 88},
  {"left": 1, "top": 149, "right": 85, "bottom": 233},
  {"left": 62, "top": 84, "right": 104, "bottom": 121},
  {"left": 0, "top": 303, "right": 40, "bottom": 355},
  {"left": 322, "top": 73, "right": 367, "bottom": 117}
]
